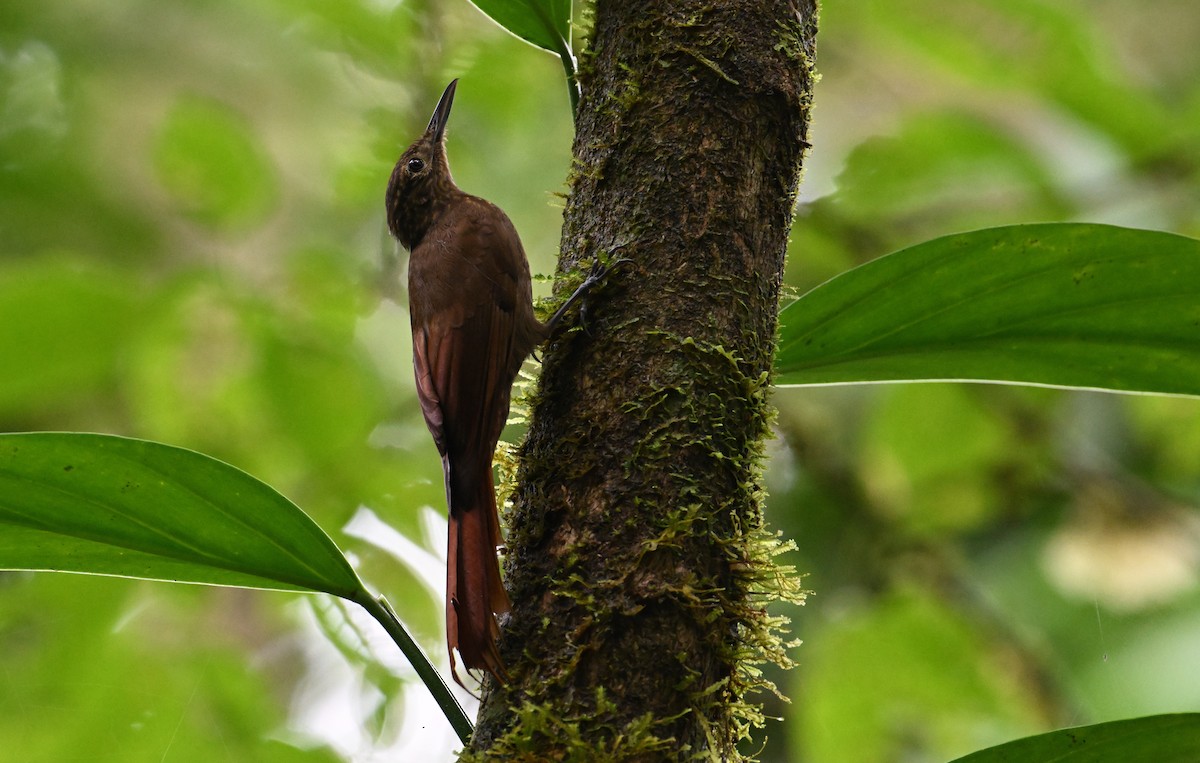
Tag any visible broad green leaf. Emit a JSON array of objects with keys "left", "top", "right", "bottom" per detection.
[
  {"left": 948, "top": 714, "right": 1200, "bottom": 763},
  {"left": 466, "top": 0, "right": 571, "bottom": 56},
  {"left": 776, "top": 224, "right": 1200, "bottom": 397},
  {"left": 0, "top": 432, "right": 361, "bottom": 596},
  {"left": 0, "top": 431, "right": 474, "bottom": 742}
]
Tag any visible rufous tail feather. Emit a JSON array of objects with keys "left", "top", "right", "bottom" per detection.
[{"left": 446, "top": 466, "right": 510, "bottom": 689}]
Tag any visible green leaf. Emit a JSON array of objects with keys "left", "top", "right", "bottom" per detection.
[
  {"left": 465, "top": 0, "right": 571, "bottom": 55},
  {"left": 0, "top": 431, "right": 474, "bottom": 743},
  {"left": 948, "top": 714, "right": 1200, "bottom": 763},
  {"left": 0, "top": 432, "right": 361, "bottom": 595},
  {"left": 776, "top": 224, "right": 1200, "bottom": 397}
]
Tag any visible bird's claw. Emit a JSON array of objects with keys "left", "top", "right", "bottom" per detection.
[
  {"left": 545, "top": 249, "right": 632, "bottom": 337},
  {"left": 585, "top": 253, "right": 632, "bottom": 288},
  {"left": 577, "top": 253, "right": 631, "bottom": 334}
]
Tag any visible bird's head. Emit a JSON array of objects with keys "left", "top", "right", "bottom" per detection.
[{"left": 386, "top": 78, "right": 459, "bottom": 250}]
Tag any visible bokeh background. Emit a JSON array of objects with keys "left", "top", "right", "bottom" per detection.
[{"left": 2, "top": 1, "right": 1199, "bottom": 761}]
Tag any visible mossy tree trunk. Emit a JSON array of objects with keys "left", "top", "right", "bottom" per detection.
[{"left": 470, "top": 0, "right": 818, "bottom": 758}]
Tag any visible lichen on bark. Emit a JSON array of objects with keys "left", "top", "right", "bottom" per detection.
[{"left": 467, "top": 1, "right": 818, "bottom": 759}]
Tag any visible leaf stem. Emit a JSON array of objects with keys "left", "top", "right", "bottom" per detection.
[
  {"left": 353, "top": 591, "right": 473, "bottom": 743},
  {"left": 559, "top": 44, "right": 580, "bottom": 119},
  {"left": 527, "top": 0, "right": 580, "bottom": 119}
]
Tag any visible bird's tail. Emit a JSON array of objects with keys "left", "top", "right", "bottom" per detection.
[{"left": 446, "top": 458, "right": 510, "bottom": 689}]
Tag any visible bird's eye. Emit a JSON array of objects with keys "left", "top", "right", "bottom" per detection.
[{"left": 407, "top": 158, "right": 426, "bottom": 173}]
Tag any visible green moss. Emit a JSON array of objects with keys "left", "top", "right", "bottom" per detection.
[
  {"left": 676, "top": 45, "right": 740, "bottom": 85},
  {"left": 772, "top": 17, "right": 807, "bottom": 61},
  {"left": 461, "top": 691, "right": 677, "bottom": 762},
  {"left": 613, "top": 68, "right": 644, "bottom": 111},
  {"left": 485, "top": 323, "right": 805, "bottom": 760}
]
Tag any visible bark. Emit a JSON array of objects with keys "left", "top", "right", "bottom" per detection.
[{"left": 469, "top": 0, "right": 817, "bottom": 758}]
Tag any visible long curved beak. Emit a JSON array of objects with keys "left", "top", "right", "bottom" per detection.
[{"left": 426, "top": 79, "right": 458, "bottom": 143}]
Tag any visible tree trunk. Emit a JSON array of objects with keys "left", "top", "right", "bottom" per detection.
[{"left": 470, "top": 0, "right": 817, "bottom": 758}]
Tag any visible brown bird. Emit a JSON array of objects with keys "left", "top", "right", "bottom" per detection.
[{"left": 385, "top": 79, "right": 611, "bottom": 688}]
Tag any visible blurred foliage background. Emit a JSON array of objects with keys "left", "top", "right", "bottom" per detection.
[{"left": 1, "top": 1, "right": 1198, "bottom": 761}]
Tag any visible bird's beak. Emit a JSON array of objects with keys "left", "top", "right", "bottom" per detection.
[{"left": 426, "top": 79, "right": 458, "bottom": 144}]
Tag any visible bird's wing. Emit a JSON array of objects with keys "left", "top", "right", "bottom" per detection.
[{"left": 409, "top": 197, "right": 530, "bottom": 483}]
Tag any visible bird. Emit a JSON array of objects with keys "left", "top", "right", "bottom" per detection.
[{"left": 385, "top": 79, "right": 614, "bottom": 688}]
